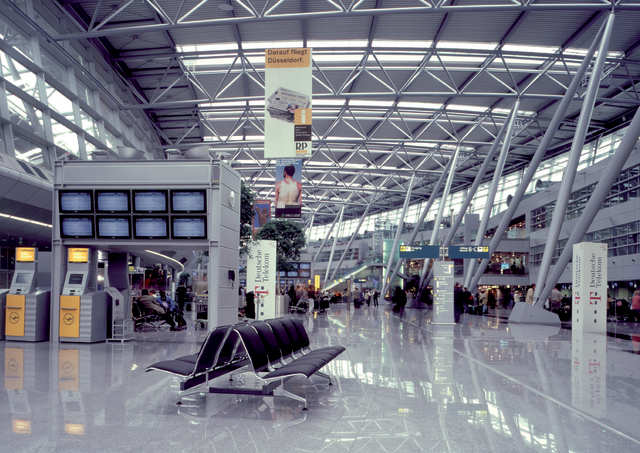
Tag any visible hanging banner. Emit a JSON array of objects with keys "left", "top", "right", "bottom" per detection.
[
  {"left": 247, "top": 240, "right": 277, "bottom": 320},
  {"left": 252, "top": 200, "right": 271, "bottom": 236},
  {"left": 275, "top": 158, "right": 302, "bottom": 218},
  {"left": 264, "top": 48, "right": 312, "bottom": 158}
]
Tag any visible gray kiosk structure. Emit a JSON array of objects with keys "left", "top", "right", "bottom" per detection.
[
  {"left": 4, "top": 247, "right": 51, "bottom": 342},
  {"left": 51, "top": 160, "right": 241, "bottom": 341}
]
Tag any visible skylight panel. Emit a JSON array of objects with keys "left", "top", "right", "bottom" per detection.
[
  {"left": 397, "top": 101, "right": 443, "bottom": 110},
  {"left": 177, "top": 43, "right": 238, "bottom": 52},
  {"left": 308, "top": 39, "right": 368, "bottom": 48},
  {"left": 437, "top": 41, "right": 497, "bottom": 51},
  {"left": 502, "top": 44, "right": 558, "bottom": 54},
  {"left": 242, "top": 40, "right": 303, "bottom": 50},
  {"left": 372, "top": 40, "right": 433, "bottom": 49}
]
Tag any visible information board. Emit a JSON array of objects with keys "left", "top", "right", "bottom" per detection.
[
  {"left": 59, "top": 191, "right": 93, "bottom": 213},
  {"left": 96, "top": 216, "right": 131, "bottom": 239},
  {"left": 133, "top": 216, "right": 168, "bottom": 239},
  {"left": 399, "top": 245, "right": 440, "bottom": 259},
  {"left": 172, "top": 216, "right": 207, "bottom": 239},
  {"left": 133, "top": 190, "right": 167, "bottom": 213},
  {"left": 447, "top": 245, "right": 490, "bottom": 259},
  {"left": 60, "top": 216, "right": 94, "bottom": 238},
  {"left": 248, "top": 240, "right": 276, "bottom": 320},
  {"left": 171, "top": 190, "right": 206, "bottom": 213},
  {"left": 16, "top": 247, "right": 36, "bottom": 262},
  {"left": 572, "top": 242, "right": 607, "bottom": 334},
  {"left": 433, "top": 261, "right": 455, "bottom": 324}
]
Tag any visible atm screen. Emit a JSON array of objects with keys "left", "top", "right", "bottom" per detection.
[
  {"left": 133, "top": 191, "right": 167, "bottom": 213},
  {"left": 96, "top": 191, "right": 130, "bottom": 212},
  {"left": 171, "top": 216, "right": 207, "bottom": 239},
  {"left": 61, "top": 216, "right": 94, "bottom": 238},
  {"left": 134, "top": 216, "right": 168, "bottom": 239},
  {"left": 68, "top": 274, "right": 83, "bottom": 285},
  {"left": 97, "top": 216, "right": 131, "bottom": 238},
  {"left": 171, "top": 190, "right": 206, "bottom": 213},
  {"left": 59, "top": 191, "right": 93, "bottom": 213},
  {"left": 15, "top": 273, "right": 30, "bottom": 284}
]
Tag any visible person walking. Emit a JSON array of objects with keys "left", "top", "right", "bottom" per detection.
[
  {"left": 526, "top": 283, "right": 536, "bottom": 305},
  {"left": 373, "top": 290, "right": 379, "bottom": 307},
  {"left": 631, "top": 289, "right": 640, "bottom": 322}
]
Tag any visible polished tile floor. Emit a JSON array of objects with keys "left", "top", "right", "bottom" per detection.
[{"left": 1, "top": 304, "right": 640, "bottom": 452}]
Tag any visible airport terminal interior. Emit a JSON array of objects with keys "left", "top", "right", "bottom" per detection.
[{"left": 1, "top": 1, "right": 640, "bottom": 452}]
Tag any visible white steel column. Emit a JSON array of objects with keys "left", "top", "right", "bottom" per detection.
[
  {"left": 419, "top": 146, "right": 460, "bottom": 289},
  {"left": 464, "top": 99, "right": 519, "bottom": 288},
  {"left": 382, "top": 174, "right": 416, "bottom": 296},
  {"left": 324, "top": 205, "right": 345, "bottom": 287},
  {"left": 538, "top": 105, "right": 640, "bottom": 304},
  {"left": 468, "top": 18, "right": 606, "bottom": 293},
  {"left": 533, "top": 11, "right": 615, "bottom": 306},
  {"left": 385, "top": 157, "right": 453, "bottom": 293},
  {"left": 331, "top": 195, "right": 376, "bottom": 281},
  {"left": 312, "top": 208, "right": 341, "bottom": 263}
]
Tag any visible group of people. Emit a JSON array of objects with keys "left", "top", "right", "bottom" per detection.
[
  {"left": 356, "top": 288, "right": 380, "bottom": 307},
  {"left": 136, "top": 288, "right": 187, "bottom": 331}
]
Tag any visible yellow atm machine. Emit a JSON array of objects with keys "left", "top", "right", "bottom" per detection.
[
  {"left": 59, "top": 248, "right": 110, "bottom": 343},
  {"left": 5, "top": 248, "right": 50, "bottom": 342}
]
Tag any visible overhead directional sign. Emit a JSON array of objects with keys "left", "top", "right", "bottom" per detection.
[
  {"left": 399, "top": 245, "right": 440, "bottom": 259},
  {"left": 447, "top": 245, "right": 490, "bottom": 259}
]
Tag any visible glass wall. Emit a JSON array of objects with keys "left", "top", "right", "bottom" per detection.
[{"left": 308, "top": 126, "right": 633, "bottom": 242}]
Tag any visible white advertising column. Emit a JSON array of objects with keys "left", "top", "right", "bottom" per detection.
[
  {"left": 572, "top": 242, "right": 607, "bottom": 334},
  {"left": 571, "top": 242, "right": 607, "bottom": 417},
  {"left": 247, "top": 240, "right": 277, "bottom": 320},
  {"left": 433, "top": 261, "right": 455, "bottom": 324}
]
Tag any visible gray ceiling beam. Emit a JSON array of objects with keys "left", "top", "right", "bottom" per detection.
[{"left": 52, "top": 2, "right": 640, "bottom": 40}]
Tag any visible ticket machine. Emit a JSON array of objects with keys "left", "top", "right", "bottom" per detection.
[
  {"left": 5, "top": 248, "right": 50, "bottom": 342},
  {"left": 59, "top": 248, "right": 110, "bottom": 343}
]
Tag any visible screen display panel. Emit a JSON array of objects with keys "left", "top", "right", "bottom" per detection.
[
  {"left": 68, "top": 248, "right": 89, "bottom": 263},
  {"left": 132, "top": 190, "right": 167, "bottom": 213},
  {"left": 96, "top": 216, "right": 131, "bottom": 239},
  {"left": 15, "top": 273, "right": 31, "bottom": 284},
  {"left": 60, "top": 216, "right": 94, "bottom": 238},
  {"left": 171, "top": 216, "right": 207, "bottom": 239},
  {"left": 68, "top": 274, "right": 84, "bottom": 285},
  {"left": 16, "top": 247, "right": 36, "bottom": 262},
  {"left": 95, "top": 190, "right": 130, "bottom": 213},
  {"left": 171, "top": 190, "right": 206, "bottom": 213},
  {"left": 59, "top": 191, "right": 93, "bottom": 213},
  {"left": 133, "top": 216, "right": 168, "bottom": 239}
]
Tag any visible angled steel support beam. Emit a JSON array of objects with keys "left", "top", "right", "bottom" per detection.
[
  {"left": 468, "top": 16, "right": 607, "bottom": 293},
  {"left": 419, "top": 145, "right": 461, "bottom": 290},
  {"left": 382, "top": 174, "right": 416, "bottom": 296},
  {"left": 533, "top": 11, "right": 615, "bottom": 306},
  {"left": 537, "top": 105, "right": 640, "bottom": 305},
  {"left": 324, "top": 205, "right": 345, "bottom": 287},
  {"left": 312, "top": 208, "right": 342, "bottom": 263},
  {"left": 385, "top": 157, "right": 453, "bottom": 291},
  {"left": 464, "top": 98, "right": 520, "bottom": 288},
  {"left": 330, "top": 194, "right": 377, "bottom": 281}
]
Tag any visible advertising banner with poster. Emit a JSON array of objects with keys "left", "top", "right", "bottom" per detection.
[
  {"left": 275, "top": 158, "right": 302, "bottom": 218},
  {"left": 264, "top": 48, "right": 312, "bottom": 158},
  {"left": 247, "top": 240, "right": 277, "bottom": 320},
  {"left": 252, "top": 200, "right": 271, "bottom": 236}
]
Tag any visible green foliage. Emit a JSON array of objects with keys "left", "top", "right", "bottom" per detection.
[
  {"left": 255, "top": 220, "right": 306, "bottom": 271},
  {"left": 239, "top": 181, "right": 255, "bottom": 256}
]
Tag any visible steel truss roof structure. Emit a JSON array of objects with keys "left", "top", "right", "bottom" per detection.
[{"left": 52, "top": 0, "right": 640, "bottom": 223}]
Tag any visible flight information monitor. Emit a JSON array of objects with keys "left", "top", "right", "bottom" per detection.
[
  {"left": 60, "top": 216, "right": 94, "bottom": 239},
  {"left": 133, "top": 216, "right": 169, "bottom": 239},
  {"left": 96, "top": 216, "right": 131, "bottom": 239},
  {"left": 95, "top": 190, "right": 130, "bottom": 213},
  {"left": 171, "top": 190, "right": 206, "bottom": 213},
  {"left": 171, "top": 216, "right": 207, "bottom": 239},
  {"left": 59, "top": 190, "right": 93, "bottom": 213},
  {"left": 132, "top": 190, "right": 168, "bottom": 213}
]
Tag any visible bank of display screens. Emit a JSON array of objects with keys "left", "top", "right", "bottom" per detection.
[
  {"left": 171, "top": 190, "right": 206, "bottom": 213},
  {"left": 57, "top": 188, "right": 209, "bottom": 241},
  {"left": 171, "top": 216, "right": 207, "bottom": 239},
  {"left": 134, "top": 216, "right": 169, "bottom": 239},
  {"left": 61, "top": 216, "right": 94, "bottom": 238},
  {"left": 95, "top": 190, "right": 130, "bottom": 213},
  {"left": 282, "top": 262, "right": 311, "bottom": 278},
  {"left": 133, "top": 190, "right": 168, "bottom": 213},
  {"left": 59, "top": 191, "right": 93, "bottom": 213},
  {"left": 97, "top": 216, "right": 131, "bottom": 239}
]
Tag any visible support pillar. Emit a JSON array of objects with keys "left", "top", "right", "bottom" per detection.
[
  {"left": 464, "top": 99, "right": 519, "bottom": 288},
  {"left": 385, "top": 157, "right": 452, "bottom": 294},
  {"left": 382, "top": 174, "right": 416, "bottom": 296},
  {"left": 534, "top": 11, "right": 615, "bottom": 306},
  {"left": 312, "top": 208, "right": 341, "bottom": 263},
  {"left": 537, "top": 105, "right": 640, "bottom": 304},
  {"left": 419, "top": 146, "right": 460, "bottom": 290},
  {"left": 324, "top": 205, "right": 345, "bottom": 287},
  {"left": 468, "top": 17, "right": 607, "bottom": 293}
]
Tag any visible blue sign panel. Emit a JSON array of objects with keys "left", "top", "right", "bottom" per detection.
[
  {"left": 448, "top": 245, "right": 490, "bottom": 259},
  {"left": 399, "top": 245, "right": 440, "bottom": 259}
]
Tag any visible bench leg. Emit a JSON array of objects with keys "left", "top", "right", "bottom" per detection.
[
  {"left": 274, "top": 386, "right": 308, "bottom": 410},
  {"left": 315, "top": 371, "right": 332, "bottom": 385}
]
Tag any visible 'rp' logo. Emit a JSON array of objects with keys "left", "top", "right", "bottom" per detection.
[{"left": 296, "top": 142, "right": 308, "bottom": 151}]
